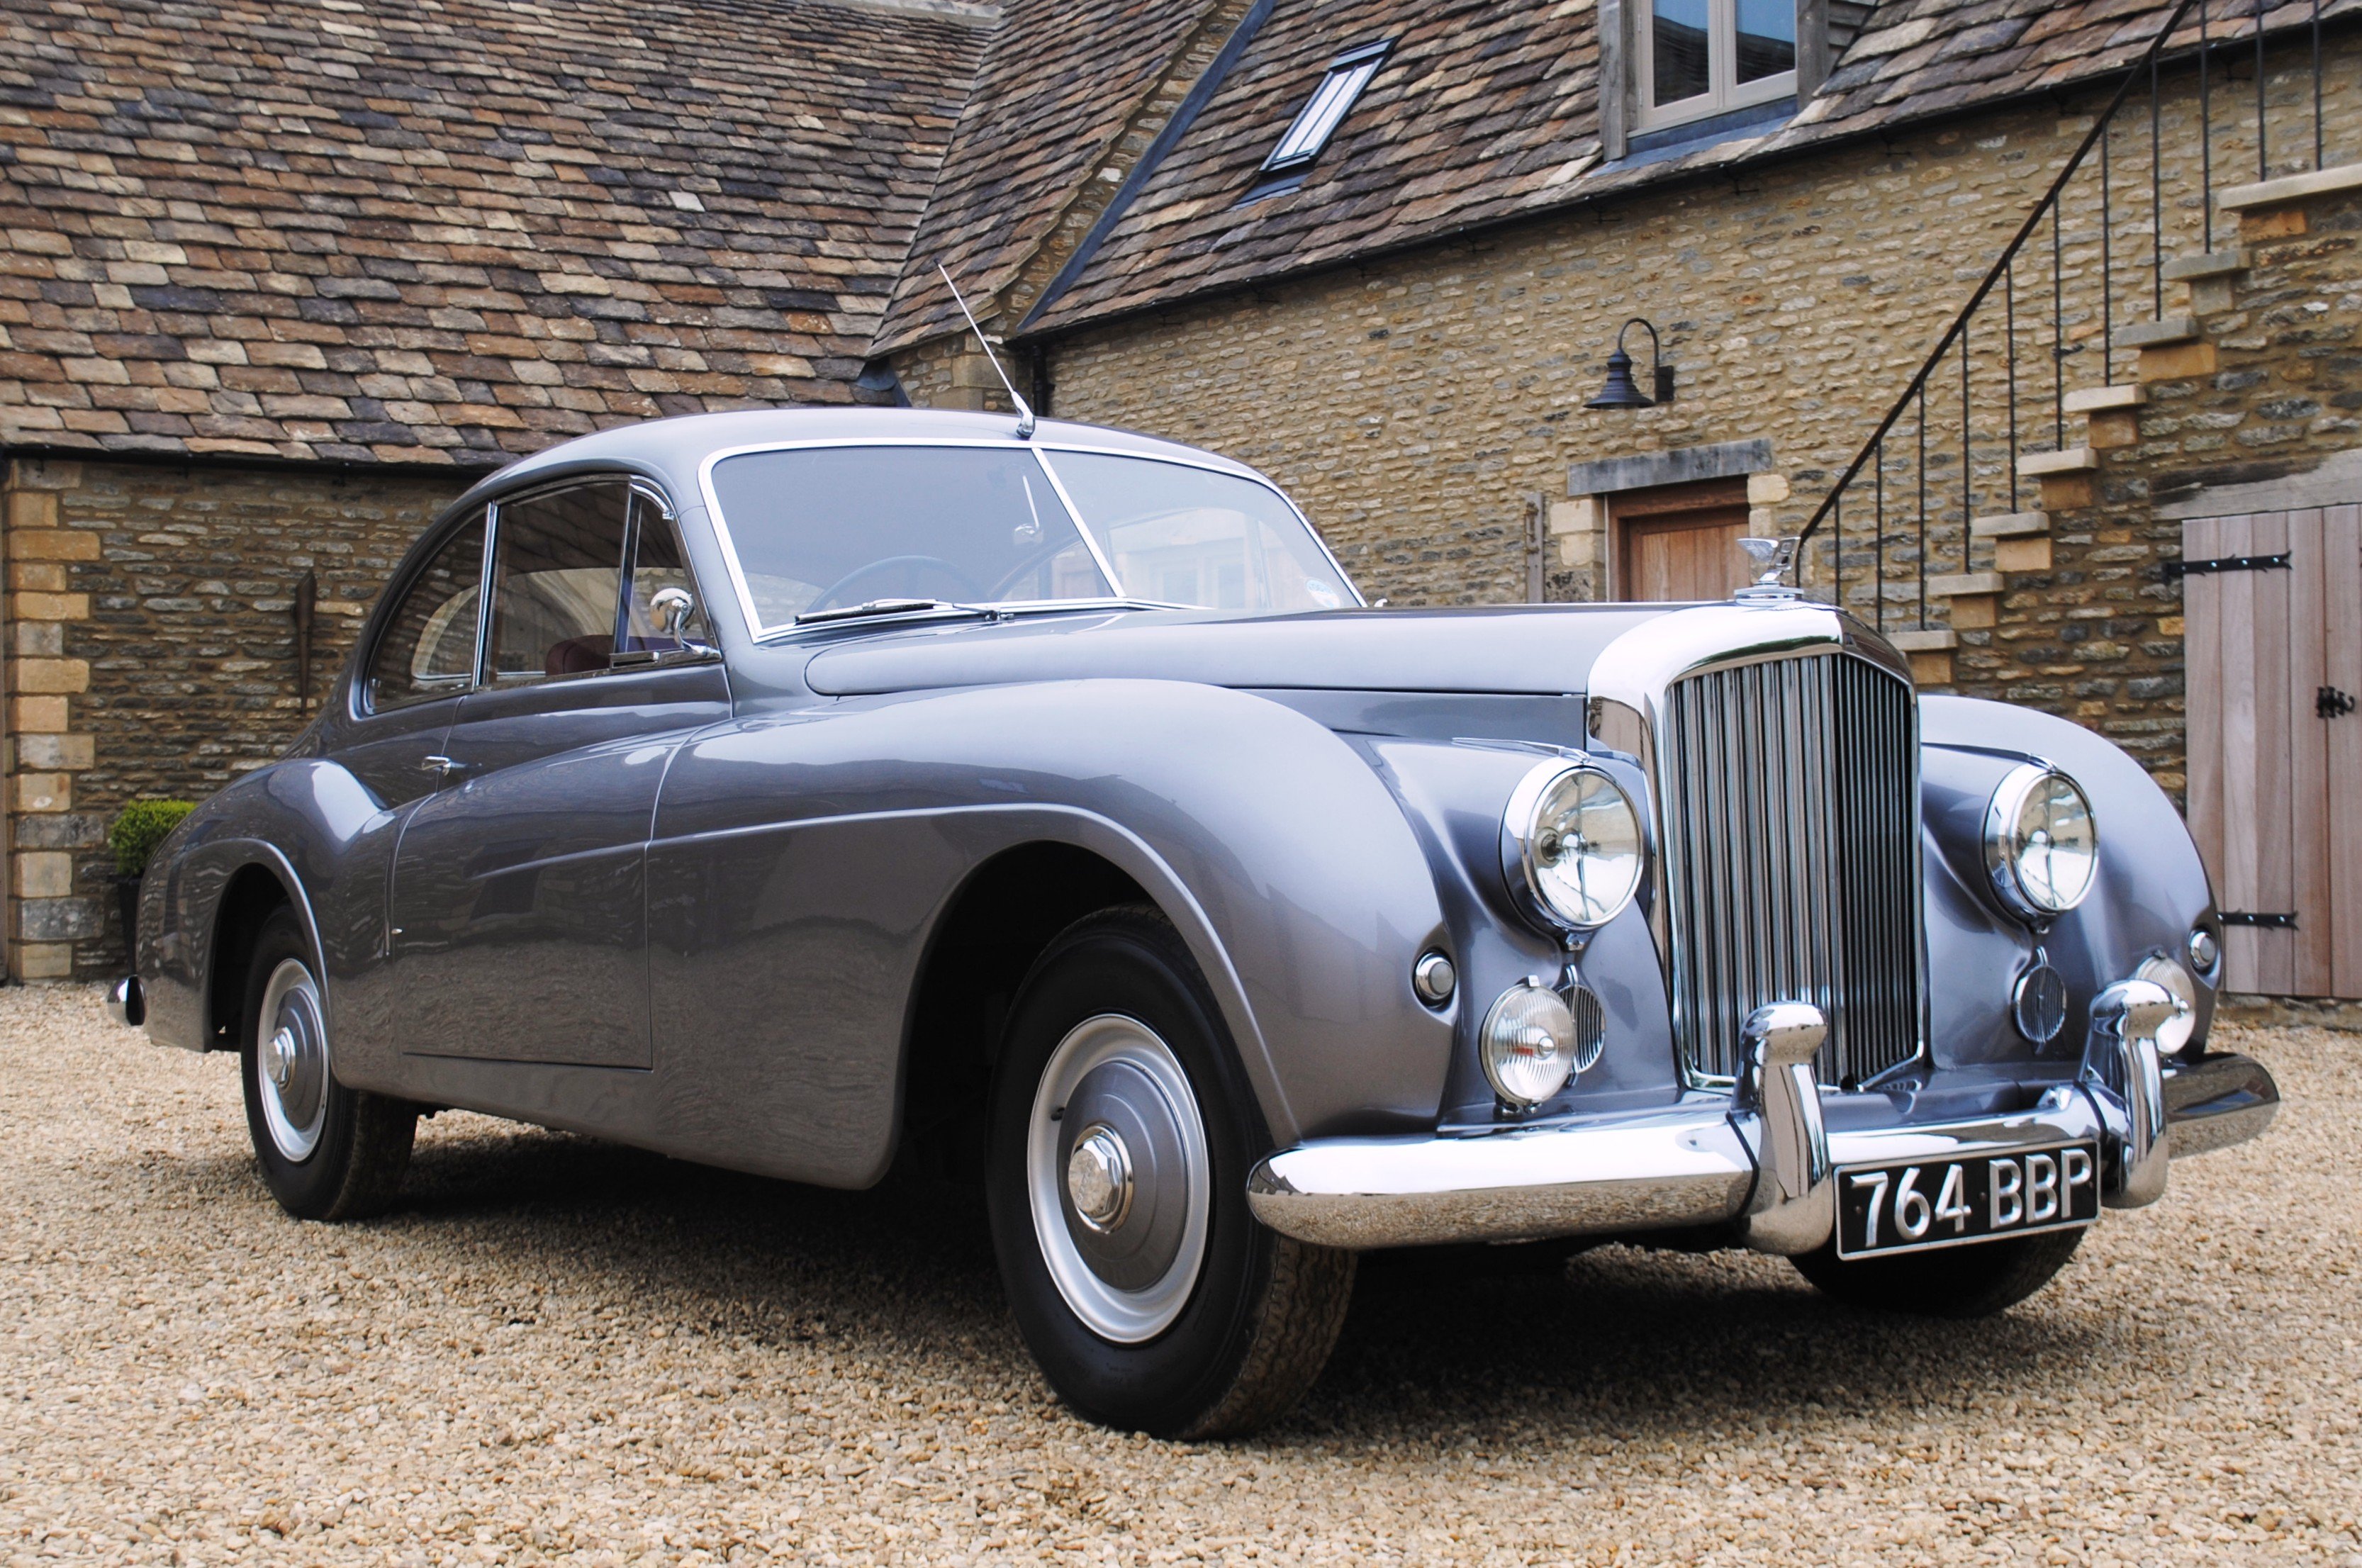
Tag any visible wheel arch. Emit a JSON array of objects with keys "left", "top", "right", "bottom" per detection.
[{"left": 201, "top": 845, "right": 325, "bottom": 1051}]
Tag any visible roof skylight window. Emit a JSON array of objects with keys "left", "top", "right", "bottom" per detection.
[{"left": 1250, "top": 39, "right": 1392, "bottom": 194}]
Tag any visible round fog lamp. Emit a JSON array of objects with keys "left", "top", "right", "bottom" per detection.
[
  {"left": 2135, "top": 953, "right": 2199, "bottom": 1056},
  {"left": 1479, "top": 981, "right": 1577, "bottom": 1109},
  {"left": 1983, "top": 763, "right": 2098, "bottom": 920},
  {"left": 1504, "top": 761, "right": 1644, "bottom": 929}
]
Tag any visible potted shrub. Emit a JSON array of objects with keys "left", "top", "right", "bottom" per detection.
[{"left": 107, "top": 800, "right": 195, "bottom": 959}]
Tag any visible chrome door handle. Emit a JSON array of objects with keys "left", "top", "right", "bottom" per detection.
[{"left": 420, "top": 754, "right": 468, "bottom": 780}]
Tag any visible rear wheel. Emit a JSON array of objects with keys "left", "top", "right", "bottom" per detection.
[
  {"left": 1790, "top": 1226, "right": 2086, "bottom": 1317},
  {"left": 986, "top": 908, "right": 1355, "bottom": 1437},
  {"left": 239, "top": 907, "right": 417, "bottom": 1221}
]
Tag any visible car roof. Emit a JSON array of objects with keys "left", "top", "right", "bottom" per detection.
[{"left": 448, "top": 406, "right": 1270, "bottom": 516}]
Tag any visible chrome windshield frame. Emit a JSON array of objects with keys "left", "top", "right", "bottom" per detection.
[{"left": 693, "top": 436, "right": 1364, "bottom": 642}]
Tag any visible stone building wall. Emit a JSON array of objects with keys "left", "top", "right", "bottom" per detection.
[{"left": 4, "top": 456, "right": 469, "bottom": 980}]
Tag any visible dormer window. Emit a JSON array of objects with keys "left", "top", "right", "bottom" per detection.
[
  {"left": 1246, "top": 40, "right": 1392, "bottom": 200},
  {"left": 1635, "top": 0, "right": 1795, "bottom": 131}
]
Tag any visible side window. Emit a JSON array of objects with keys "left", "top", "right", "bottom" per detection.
[
  {"left": 486, "top": 481, "right": 629, "bottom": 684},
  {"left": 366, "top": 513, "right": 486, "bottom": 712},
  {"left": 620, "top": 491, "right": 715, "bottom": 659}
]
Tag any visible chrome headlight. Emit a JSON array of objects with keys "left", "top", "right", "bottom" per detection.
[
  {"left": 1479, "top": 980, "right": 1577, "bottom": 1107},
  {"left": 2135, "top": 953, "right": 2199, "bottom": 1055},
  {"left": 1502, "top": 761, "right": 1644, "bottom": 929},
  {"left": 1983, "top": 763, "right": 2097, "bottom": 920}
]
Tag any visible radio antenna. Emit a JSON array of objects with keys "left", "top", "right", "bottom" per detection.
[{"left": 936, "top": 264, "right": 1035, "bottom": 439}]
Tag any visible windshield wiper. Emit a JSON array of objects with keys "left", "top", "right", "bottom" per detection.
[{"left": 794, "top": 598, "right": 990, "bottom": 626}]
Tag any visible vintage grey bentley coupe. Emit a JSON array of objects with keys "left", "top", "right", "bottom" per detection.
[{"left": 113, "top": 406, "right": 2279, "bottom": 1437}]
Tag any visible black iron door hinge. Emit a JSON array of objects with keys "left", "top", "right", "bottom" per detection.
[
  {"left": 2164, "top": 551, "right": 2292, "bottom": 580},
  {"left": 2220, "top": 911, "right": 2297, "bottom": 929},
  {"left": 2321, "top": 685, "right": 2358, "bottom": 719}
]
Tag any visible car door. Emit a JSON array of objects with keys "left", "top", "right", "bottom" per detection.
[
  {"left": 340, "top": 510, "right": 486, "bottom": 809},
  {"left": 387, "top": 477, "right": 729, "bottom": 1068}
]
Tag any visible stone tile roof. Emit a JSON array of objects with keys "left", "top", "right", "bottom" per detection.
[
  {"left": 1022, "top": 0, "right": 2361, "bottom": 336},
  {"left": 0, "top": 0, "right": 990, "bottom": 466},
  {"left": 871, "top": 0, "right": 1238, "bottom": 355}
]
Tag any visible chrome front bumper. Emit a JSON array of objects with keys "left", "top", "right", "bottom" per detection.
[{"left": 1248, "top": 990, "right": 2280, "bottom": 1253}]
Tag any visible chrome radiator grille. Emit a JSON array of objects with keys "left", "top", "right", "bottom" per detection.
[{"left": 1657, "top": 651, "right": 1924, "bottom": 1086}]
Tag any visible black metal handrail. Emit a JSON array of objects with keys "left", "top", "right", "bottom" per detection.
[{"left": 1795, "top": 0, "right": 2349, "bottom": 631}]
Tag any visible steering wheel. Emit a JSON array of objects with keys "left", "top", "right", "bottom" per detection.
[{"left": 807, "top": 554, "right": 987, "bottom": 612}]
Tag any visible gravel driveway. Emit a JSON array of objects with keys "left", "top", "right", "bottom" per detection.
[{"left": 1, "top": 984, "right": 2356, "bottom": 1566}]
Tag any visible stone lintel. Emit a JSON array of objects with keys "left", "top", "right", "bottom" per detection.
[
  {"left": 1971, "top": 510, "right": 2050, "bottom": 538},
  {"left": 1567, "top": 437, "right": 1772, "bottom": 497},
  {"left": 2216, "top": 160, "right": 2362, "bottom": 211},
  {"left": 2061, "top": 384, "right": 2146, "bottom": 415}
]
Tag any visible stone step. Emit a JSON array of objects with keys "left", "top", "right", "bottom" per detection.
[
  {"left": 1884, "top": 628, "right": 1959, "bottom": 653},
  {"left": 1926, "top": 571, "right": 2005, "bottom": 598},
  {"left": 2217, "top": 160, "right": 2362, "bottom": 213},
  {"left": 2061, "top": 384, "right": 2145, "bottom": 415},
  {"left": 2160, "top": 249, "right": 2250, "bottom": 282},
  {"left": 1971, "top": 510, "right": 2050, "bottom": 538},
  {"left": 2120, "top": 316, "right": 2202, "bottom": 349},
  {"left": 2015, "top": 447, "right": 2097, "bottom": 478}
]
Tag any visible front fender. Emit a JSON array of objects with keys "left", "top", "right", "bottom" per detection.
[
  {"left": 1920, "top": 695, "right": 2217, "bottom": 1053},
  {"left": 646, "top": 678, "right": 1455, "bottom": 1179}
]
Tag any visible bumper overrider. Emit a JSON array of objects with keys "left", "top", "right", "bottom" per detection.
[{"left": 1246, "top": 980, "right": 2280, "bottom": 1253}]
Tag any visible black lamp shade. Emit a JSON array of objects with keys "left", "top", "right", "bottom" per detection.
[{"left": 1586, "top": 347, "right": 1655, "bottom": 410}]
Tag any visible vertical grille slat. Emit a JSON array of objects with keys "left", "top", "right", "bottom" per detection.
[{"left": 1659, "top": 651, "right": 1923, "bottom": 1085}]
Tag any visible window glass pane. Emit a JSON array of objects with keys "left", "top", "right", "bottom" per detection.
[
  {"left": 367, "top": 514, "right": 483, "bottom": 712},
  {"left": 1043, "top": 452, "right": 1352, "bottom": 615},
  {"left": 1735, "top": 0, "right": 1796, "bottom": 83},
  {"left": 621, "top": 496, "right": 714, "bottom": 656},
  {"left": 708, "top": 446, "right": 1111, "bottom": 630},
  {"left": 487, "top": 482, "right": 629, "bottom": 683},
  {"left": 1267, "top": 60, "right": 1381, "bottom": 168},
  {"left": 1651, "top": 0, "right": 1711, "bottom": 104}
]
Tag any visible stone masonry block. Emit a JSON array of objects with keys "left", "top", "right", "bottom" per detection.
[
  {"left": 14, "top": 658, "right": 89, "bottom": 694},
  {"left": 15, "top": 942, "right": 74, "bottom": 981},
  {"left": 11, "top": 591, "right": 89, "bottom": 621},
  {"left": 1746, "top": 472, "right": 1791, "bottom": 505},
  {"left": 12, "top": 622, "right": 62, "bottom": 658},
  {"left": 1547, "top": 498, "right": 1596, "bottom": 535},
  {"left": 19, "top": 897, "right": 101, "bottom": 941},
  {"left": 6, "top": 490, "right": 57, "bottom": 529},
  {"left": 2137, "top": 340, "right": 2220, "bottom": 381},
  {"left": 1994, "top": 537, "right": 2053, "bottom": 573},
  {"left": 2037, "top": 474, "right": 2096, "bottom": 510},
  {"left": 14, "top": 732, "right": 93, "bottom": 771},
  {"left": 1948, "top": 595, "right": 1999, "bottom": 630},
  {"left": 13, "top": 772, "right": 70, "bottom": 812},
  {"left": 9, "top": 696, "right": 67, "bottom": 733},
  {"left": 9, "top": 530, "right": 101, "bottom": 561},
  {"left": 1907, "top": 651, "right": 1954, "bottom": 688},
  {"left": 12, "top": 461, "right": 82, "bottom": 492},
  {"left": 13, "top": 812, "right": 103, "bottom": 849},
  {"left": 2086, "top": 410, "right": 2141, "bottom": 449},
  {"left": 2239, "top": 208, "right": 2307, "bottom": 241},
  {"left": 15, "top": 851, "right": 73, "bottom": 898},
  {"left": 9, "top": 562, "right": 67, "bottom": 593}
]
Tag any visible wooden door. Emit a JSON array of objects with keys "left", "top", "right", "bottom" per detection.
[
  {"left": 2183, "top": 507, "right": 2362, "bottom": 997},
  {"left": 1614, "top": 478, "right": 1754, "bottom": 601}
]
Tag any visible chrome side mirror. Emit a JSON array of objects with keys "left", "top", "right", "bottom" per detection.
[{"left": 650, "top": 586, "right": 696, "bottom": 640}]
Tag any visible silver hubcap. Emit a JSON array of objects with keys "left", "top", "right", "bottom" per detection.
[
  {"left": 256, "top": 958, "right": 329, "bottom": 1163},
  {"left": 1027, "top": 1014, "right": 1210, "bottom": 1343}
]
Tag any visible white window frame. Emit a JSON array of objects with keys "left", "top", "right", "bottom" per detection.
[
  {"left": 1260, "top": 40, "right": 1392, "bottom": 177},
  {"left": 1633, "top": 0, "right": 1797, "bottom": 133}
]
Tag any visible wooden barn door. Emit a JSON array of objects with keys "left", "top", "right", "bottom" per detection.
[
  {"left": 2183, "top": 507, "right": 2362, "bottom": 997},
  {"left": 1613, "top": 478, "right": 1754, "bottom": 601}
]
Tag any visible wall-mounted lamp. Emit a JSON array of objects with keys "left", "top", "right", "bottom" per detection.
[{"left": 1586, "top": 318, "right": 1675, "bottom": 409}]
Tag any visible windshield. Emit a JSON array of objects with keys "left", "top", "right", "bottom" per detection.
[
  {"left": 708, "top": 445, "right": 1112, "bottom": 629},
  {"left": 1041, "top": 450, "right": 1353, "bottom": 613},
  {"left": 706, "top": 442, "right": 1354, "bottom": 634}
]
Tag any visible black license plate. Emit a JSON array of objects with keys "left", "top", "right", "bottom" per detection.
[{"left": 1835, "top": 1141, "right": 2101, "bottom": 1259}]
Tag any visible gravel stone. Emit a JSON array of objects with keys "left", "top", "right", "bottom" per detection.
[{"left": 2, "top": 984, "right": 2356, "bottom": 1564}]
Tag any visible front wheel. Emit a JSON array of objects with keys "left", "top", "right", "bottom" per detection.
[
  {"left": 239, "top": 907, "right": 418, "bottom": 1221},
  {"left": 1790, "top": 1226, "right": 2087, "bottom": 1317},
  {"left": 986, "top": 909, "right": 1355, "bottom": 1438}
]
